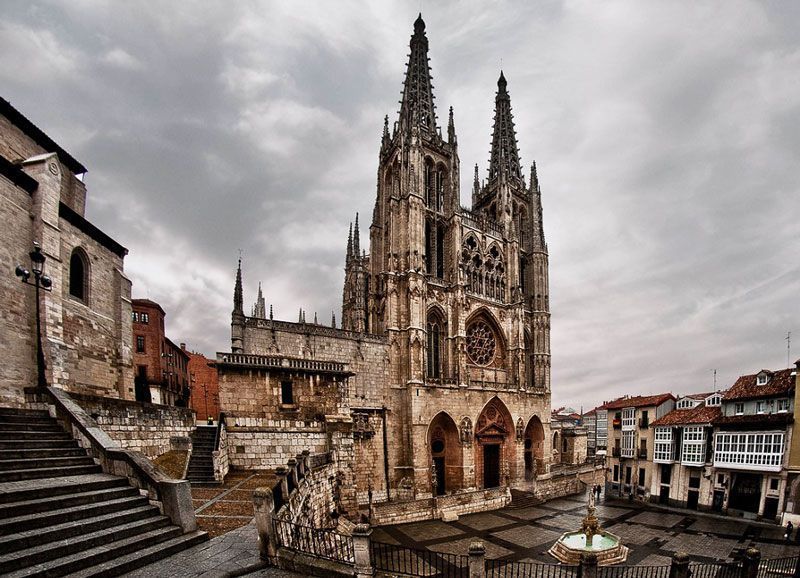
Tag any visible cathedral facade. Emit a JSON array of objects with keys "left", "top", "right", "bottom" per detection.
[{"left": 218, "top": 16, "right": 553, "bottom": 513}]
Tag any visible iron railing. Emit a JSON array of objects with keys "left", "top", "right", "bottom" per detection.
[
  {"left": 688, "top": 561, "right": 741, "bottom": 578},
  {"left": 486, "top": 559, "right": 580, "bottom": 578},
  {"left": 598, "top": 565, "right": 672, "bottom": 578},
  {"left": 273, "top": 518, "right": 354, "bottom": 563},
  {"left": 371, "top": 540, "right": 469, "bottom": 577},
  {"left": 758, "top": 556, "right": 799, "bottom": 578}
]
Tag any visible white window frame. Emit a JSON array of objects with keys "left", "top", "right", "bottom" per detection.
[
  {"left": 621, "top": 430, "right": 636, "bottom": 458},
  {"left": 757, "top": 374, "right": 768, "bottom": 385},
  {"left": 706, "top": 395, "right": 721, "bottom": 407},
  {"left": 621, "top": 408, "right": 636, "bottom": 431},
  {"left": 735, "top": 402, "right": 745, "bottom": 415},
  {"left": 714, "top": 431, "right": 785, "bottom": 472},
  {"left": 654, "top": 427, "right": 675, "bottom": 463},
  {"left": 756, "top": 401, "right": 766, "bottom": 414},
  {"left": 777, "top": 399, "right": 789, "bottom": 413},
  {"left": 681, "top": 426, "right": 707, "bottom": 466}
]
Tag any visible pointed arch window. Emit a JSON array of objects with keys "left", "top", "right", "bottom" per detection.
[
  {"left": 426, "top": 310, "right": 446, "bottom": 380},
  {"left": 69, "top": 247, "right": 90, "bottom": 303}
]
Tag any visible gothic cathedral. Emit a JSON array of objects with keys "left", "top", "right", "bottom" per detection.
[{"left": 222, "top": 15, "right": 552, "bottom": 514}]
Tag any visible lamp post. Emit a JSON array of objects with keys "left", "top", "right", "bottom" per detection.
[{"left": 15, "top": 242, "right": 52, "bottom": 389}]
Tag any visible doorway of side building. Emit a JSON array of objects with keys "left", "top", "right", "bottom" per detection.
[
  {"left": 729, "top": 473, "right": 762, "bottom": 514},
  {"left": 659, "top": 464, "right": 671, "bottom": 505}
]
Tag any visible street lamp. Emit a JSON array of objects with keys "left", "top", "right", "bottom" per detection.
[{"left": 15, "top": 242, "right": 52, "bottom": 388}]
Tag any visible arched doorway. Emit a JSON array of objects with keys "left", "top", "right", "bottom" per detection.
[
  {"left": 524, "top": 416, "right": 545, "bottom": 481},
  {"left": 475, "top": 398, "right": 515, "bottom": 489},
  {"left": 428, "top": 412, "right": 462, "bottom": 496}
]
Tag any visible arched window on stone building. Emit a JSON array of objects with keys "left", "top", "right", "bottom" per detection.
[
  {"left": 426, "top": 308, "right": 446, "bottom": 379},
  {"left": 69, "top": 247, "right": 90, "bottom": 304}
]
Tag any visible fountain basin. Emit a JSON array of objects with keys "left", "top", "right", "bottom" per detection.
[{"left": 548, "top": 530, "right": 629, "bottom": 566}]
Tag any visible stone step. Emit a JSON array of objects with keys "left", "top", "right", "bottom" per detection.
[
  {"left": 0, "top": 432, "right": 72, "bottom": 442},
  {"left": 0, "top": 447, "right": 86, "bottom": 459},
  {"left": 4, "top": 525, "right": 183, "bottom": 577},
  {"left": 0, "top": 409, "right": 49, "bottom": 418},
  {"left": 0, "top": 485, "right": 138, "bottom": 519},
  {"left": 0, "top": 494, "right": 149, "bottom": 536},
  {"left": 0, "top": 473, "right": 125, "bottom": 504},
  {"left": 0, "top": 504, "right": 159, "bottom": 552},
  {"left": 68, "top": 530, "right": 208, "bottom": 578},
  {"left": 0, "top": 423, "right": 64, "bottom": 432},
  {"left": 0, "top": 456, "right": 95, "bottom": 471},
  {"left": 0, "top": 514, "right": 170, "bottom": 573},
  {"left": 0, "top": 414, "right": 57, "bottom": 424},
  {"left": 0, "top": 463, "right": 102, "bottom": 482}
]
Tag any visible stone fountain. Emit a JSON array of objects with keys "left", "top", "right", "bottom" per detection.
[{"left": 548, "top": 490, "right": 629, "bottom": 565}]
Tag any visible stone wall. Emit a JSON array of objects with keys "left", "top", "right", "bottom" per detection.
[
  {"left": 226, "top": 422, "right": 328, "bottom": 470},
  {"left": 279, "top": 459, "right": 339, "bottom": 528},
  {"left": 0, "top": 105, "right": 133, "bottom": 405},
  {"left": 371, "top": 486, "right": 511, "bottom": 526},
  {"left": 71, "top": 391, "right": 195, "bottom": 458}
]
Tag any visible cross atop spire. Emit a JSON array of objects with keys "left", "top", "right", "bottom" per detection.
[
  {"left": 398, "top": 14, "right": 437, "bottom": 135},
  {"left": 488, "top": 70, "right": 523, "bottom": 185},
  {"left": 353, "top": 212, "right": 360, "bottom": 256}
]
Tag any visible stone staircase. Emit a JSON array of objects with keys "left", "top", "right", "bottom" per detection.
[
  {"left": 0, "top": 407, "right": 207, "bottom": 577},
  {"left": 186, "top": 424, "right": 218, "bottom": 486},
  {"left": 508, "top": 488, "right": 544, "bottom": 509}
]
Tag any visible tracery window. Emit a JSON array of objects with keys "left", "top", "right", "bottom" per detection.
[
  {"left": 460, "top": 236, "right": 505, "bottom": 302},
  {"left": 426, "top": 310, "right": 445, "bottom": 379},
  {"left": 466, "top": 320, "right": 496, "bottom": 366}
]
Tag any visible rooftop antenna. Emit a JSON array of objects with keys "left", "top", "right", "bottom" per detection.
[
  {"left": 787, "top": 331, "right": 792, "bottom": 368},
  {"left": 712, "top": 369, "right": 717, "bottom": 390}
]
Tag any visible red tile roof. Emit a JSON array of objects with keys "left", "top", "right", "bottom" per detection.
[
  {"left": 651, "top": 404, "right": 721, "bottom": 427},
  {"left": 723, "top": 368, "right": 795, "bottom": 401},
  {"left": 604, "top": 393, "right": 675, "bottom": 410}
]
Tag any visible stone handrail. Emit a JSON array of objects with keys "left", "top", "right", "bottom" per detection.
[
  {"left": 29, "top": 386, "right": 197, "bottom": 533},
  {"left": 216, "top": 352, "right": 351, "bottom": 375}
]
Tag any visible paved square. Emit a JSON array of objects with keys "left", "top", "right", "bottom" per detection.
[
  {"left": 380, "top": 490, "right": 795, "bottom": 567},
  {"left": 458, "top": 512, "right": 515, "bottom": 531}
]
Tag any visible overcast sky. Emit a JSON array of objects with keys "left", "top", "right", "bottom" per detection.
[{"left": 2, "top": 1, "right": 798, "bottom": 409}]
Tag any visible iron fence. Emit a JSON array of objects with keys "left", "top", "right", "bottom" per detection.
[
  {"left": 758, "top": 556, "right": 799, "bottom": 578},
  {"left": 597, "top": 565, "right": 671, "bottom": 578},
  {"left": 273, "top": 518, "right": 354, "bottom": 563},
  {"left": 371, "top": 540, "right": 469, "bottom": 577},
  {"left": 486, "top": 559, "right": 580, "bottom": 578},
  {"left": 689, "top": 561, "right": 741, "bottom": 578}
]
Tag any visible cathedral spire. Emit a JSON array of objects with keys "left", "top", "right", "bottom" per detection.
[
  {"left": 488, "top": 71, "right": 523, "bottom": 185},
  {"left": 233, "top": 258, "right": 243, "bottom": 315},
  {"left": 252, "top": 281, "right": 266, "bottom": 319},
  {"left": 346, "top": 222, "right": 353, "bottom": 262},
  {"left": 398, "top": 14, "right": 437, "bottom": 135},
  {"left": 331, "top": 310, "right": 336, "bottom": 328},
  {"left": 447, "top": 106, "right": 456, "bottom": 144},
  {"left": 353, "top": 213, "right": 360, "bottom": 256},
  {"left": 530, "top": 161, "right": 546, "bottom": 251}
]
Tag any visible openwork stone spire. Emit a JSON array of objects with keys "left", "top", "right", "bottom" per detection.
[
  {"left": 530, "top": 161, "right": 546, "bottom": 251},
  {"left": 252, "top": 282, "right": 266, "bottom": 319},
  {"left": 488, "top": 71, "right": 523, "bottom": 185},
  {"left": 399, "top": 14, "right": 437, "bottom": 135},
  {"left": 233, "top": 258, "right": 243, "bottom": 315}
]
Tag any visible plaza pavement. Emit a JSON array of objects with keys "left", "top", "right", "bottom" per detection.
[{"left": 372, "top": 489, "right": 800, "bottom": 565}]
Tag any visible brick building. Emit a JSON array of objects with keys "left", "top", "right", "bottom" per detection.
[
  {"left": 0, "top": 97, "right": 133, "bottom": 405},
  {"left": 217, "top": 16, "right": 554, "bottom": 515},
  {"left": 131, "top": 298, "right": 189, "bottom": 406},
  {"left": 183, "top": 346, "right": 219, "bottom": 422}
]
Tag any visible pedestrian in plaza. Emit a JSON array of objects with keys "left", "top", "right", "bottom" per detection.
[{"left": 785, "top": 521, "right": 794, "bottom": 543}]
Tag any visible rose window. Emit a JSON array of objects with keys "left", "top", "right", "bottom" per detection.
[{"left": 466, "top": 321, "right": 497, "bottom": 366}]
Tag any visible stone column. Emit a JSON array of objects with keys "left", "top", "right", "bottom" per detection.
[
  {"left": 669, "top": 552, "right": 690, "bottom": 578},
  {"left": 580, "top": 552, "right": 598, "bottom": 578},
  {"left": 287, "top": 458, "right": 298, "bottom": 493},
  {"left": 741, "top": 547, "right": 761, "bottom": 578},
  {"left": 253, "top": 487, "right": 277, "bottom": 560},
  {"left": 468, "top": 541, "right": 485, "bottom": 578},
  {"left": 352, "top": 523, "right": 374, "bottom": 578}
]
